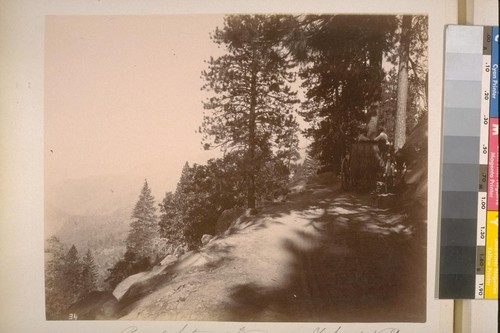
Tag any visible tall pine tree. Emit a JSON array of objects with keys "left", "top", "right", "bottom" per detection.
[
  {"left": 159, "top": 162, "right": 224, "bottom": 249},
  {"left": 126, "top": 179, "right": 159, "bottom": 261},
  {"left": 61, "top": 245, "right": 83, "bottom": 304},
  {"left": 46, "top": 240, "right": 104, "bottom": 319},
  {"left": 45, "top": 236, "right": 67, "bottom": 319},
  {"left": 393, "top": 15, "right": 428, "bottom": 149},
  {"left": 296, "top": 15, "right": 399, "bottom": 171},
  {"left": 158, "top": 191, "right": 183, "bottom": 244},
  {"left": 394, "top": 15, "right": 412, "bottom": 151},
  {"left": 201, "top": 15, "right": 300, "bottom": 209},
  {"left": 81, "top": 249, "right": 98, "bottom": 296},
  {"left": 106, "top": 180, "right": 160, "bottom": 289}
]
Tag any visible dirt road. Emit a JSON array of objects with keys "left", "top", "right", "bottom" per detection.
[{"left": 118, "top": 177, "right": 426, "bottom": 322}]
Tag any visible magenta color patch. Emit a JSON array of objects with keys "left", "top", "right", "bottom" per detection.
[{"left": 487, "top": 117, "right": 498, "bottom": 210}]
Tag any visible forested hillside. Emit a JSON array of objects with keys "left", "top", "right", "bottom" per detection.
[{"left": 45, "top": 14, "right": 428, "bottom": 322}]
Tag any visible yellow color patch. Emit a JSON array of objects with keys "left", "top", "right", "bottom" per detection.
[{"left": 485, "top": 211, "right": 498, "bottom": 299}]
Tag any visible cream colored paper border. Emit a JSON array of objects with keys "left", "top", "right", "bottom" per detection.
[{"left": 0, "top": 0, "right": 456, "bottom": 332}]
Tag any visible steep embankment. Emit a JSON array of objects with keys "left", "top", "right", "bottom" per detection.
[{"left": 115, "top": 175, "right": 426, "bottom": 323}]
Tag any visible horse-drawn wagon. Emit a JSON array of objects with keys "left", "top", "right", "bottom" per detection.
[{"left": 340, "top": 141, "right": 399, "bottom": 192}]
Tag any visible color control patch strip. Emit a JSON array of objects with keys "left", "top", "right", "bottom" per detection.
[{"left": 439, "top": 25, "right": 498, "bottom": 299}]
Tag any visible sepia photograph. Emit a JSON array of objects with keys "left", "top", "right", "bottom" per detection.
[{"left": 44, "top": 14, "right": 429, "bottom": 323}]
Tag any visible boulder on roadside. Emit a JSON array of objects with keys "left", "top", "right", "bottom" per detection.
[
  {"left": 245, "top": 208, "right": 258, "bottom": 216},
  {"left": 112, "top": 265, "right": 166, "bottom": 301},
  {"left": 201, "top": 234, "right": 213, "bottom": 245},
  {"left": 160, "top": 254, "right": 177, "bottom": 266},
  {"left": 112, "top": 272, "right": 148, "bottom": 301}
]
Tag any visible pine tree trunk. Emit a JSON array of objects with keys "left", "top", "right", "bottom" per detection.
[
  {"left": 394, "top": 15, "right": 412, "bottom": 151},
  {"left": 247, "top": 68, "right": 257, "bottom": 209},
  {"left": 369, "top": 19, "right": 385, "bottom": 103},
  {"left": 367, "top": 20, "right": 385, "bottom": 137}
]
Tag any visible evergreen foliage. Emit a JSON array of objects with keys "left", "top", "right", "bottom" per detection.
[
  {"left": 45, "top": 236, "right": 68, "bottom": 319},
  {"left": 400, "top": 16, "right": 429, "bottom": 136},
  {"left": 81, "top": 249, "right": 98, "bottom": 296},
  {"left": 61, "top": 245, "right": 83, "bottom": 303},
  {"left": 295, "top": 15, "right": 399, "bottom": 172},
  {"left": 105, "top": 180, "right": 165, "bottom": 290},
  {"left": 286, "top": 15, "right": 427, "bottom": 171},
  {"left": 158, "top": 152, "right": 292, "bottom": 250},
  {"left": 126, "top": 179, "right": 160, "bottom": 261},
  {"left": 45, "top": 14, "right": 429, "bottom": 320},
  {"left": 159, "top": 160, "right": 237, "bottom": 250},
  {"left": 45, "top": 239, "right": 99, "bottom": 319},
  {"left": 201, "top": 15, "right": 300, "bottom": 209},
  {"left": 158, "top": 191, "right": 183, "bottom": 247}
]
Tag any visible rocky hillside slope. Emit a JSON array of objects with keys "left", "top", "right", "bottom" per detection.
[{"left": 90, "top": 174, "right": 427, "bottom": 323}]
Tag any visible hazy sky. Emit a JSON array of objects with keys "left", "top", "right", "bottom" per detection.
[{"left": 45, "top": 15, "right": 226, "bottom": 193}]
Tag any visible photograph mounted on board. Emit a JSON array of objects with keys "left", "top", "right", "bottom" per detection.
[{"left": 44, "top": 14, "right": 428, "bottom": 322}]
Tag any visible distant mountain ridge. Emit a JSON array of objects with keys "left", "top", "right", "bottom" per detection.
[
  {"left": 54, "top": 208, "right": 130, "bottom": 250},
  {"left": 46, "top": 174, "right": 143, "bottom": 217},
  {"left": 45, "top": 171, "right": 174, "bottom": 288},
  {"left": 46, "top": 164, "right": 177, "bottom": 215}
]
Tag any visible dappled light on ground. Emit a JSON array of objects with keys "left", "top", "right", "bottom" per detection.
[{"left": 118, "top": 179, "right": 426, "bottom": 322}]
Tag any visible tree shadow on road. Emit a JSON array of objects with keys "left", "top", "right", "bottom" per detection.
[{"left": 223, "top": 192, "right": 426, "bottom": 323}]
